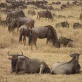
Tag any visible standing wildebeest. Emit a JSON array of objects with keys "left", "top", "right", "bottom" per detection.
[
  {"left": 8, "top": 17, "right": 34, "bottom": 32},
  {"left": 37, "top": 10, "right": 53, "bottom": 21},
  {"left": 28, "top": 25, "right": 60, "bottom": 49},
  {"left": 55, "top": 21, "right": 69, "bottom": 28},
  {"left": 59, "top": 36, "right": 73, "bottom": 47},
  {"left": 51, "top": 53, "right": 81, "bottom": 74},
  {"left": 73, "top": 23, "right": 82, "bottom": 29},
  {"left": 8, "top": 51, "right": 50, "bottom": 74},
  {"left": 6, "top": 10, "right": 25, "bottom": 24},
  {"left": 19, "top": 25, "right": 31, "bottom": 45}
]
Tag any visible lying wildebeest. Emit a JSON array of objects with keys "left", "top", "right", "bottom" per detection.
[
  {"left": 8, "top": 17, "right": 34, "bottom": 32},
  {"left": 59, "top": 36, "right": 73, "bottom": 47},
  {"left": 6, "top": 10, "right": 25, "bottom": 24},
  {"left": 51, "top": 53, "right": 81, "bottom": 74},
  {"left": 73, "top": 23, "right": 82, "bottom": 29},
  {"left": 37, "top": 10, "right": 53, "bottom": 21},
  {"left": 8, "top": 51, "right": 50, "bottom": 74},
  {"left": 28, "top": 10, "right": 36, "bottom": 15},
  {"left": 28, "top": 25, "right": 60, "bottom": 49},
  {"left": 55, "top": 21, "right": 69, "bottom": 28}
]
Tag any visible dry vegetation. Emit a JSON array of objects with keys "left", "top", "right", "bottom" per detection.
[{"left": 0, "top": 0, "right": 82, "bottom": 82}]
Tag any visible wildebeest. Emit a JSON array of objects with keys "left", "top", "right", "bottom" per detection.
[
  {"left": 19, "top": 25, "right": 31, "bottom": 45},
  {"left": 8, "top": 51, "right": 50, "bottom": 74},
  {"left": 51, "top": 53, "right": 81, "bottom": 74},
  {"left": 8, "top": 17, "right": 34, "bottom": 32},
  {"left": 61, "top": 4, "right": 68, "bottom": 10},
  {"left": 52, "top": 1, "right": 61, "bottom": 5},
  {"left": 28, "top": 10, "right": 36, "bottom": 15},
  {"left": 6, "top": 10, "right": 25, "bottom": 24},
  {"left": 37, "top": 10, "right": 53, "bottom": 21},
  {"left": 28, "top": 25, "right": 60, "bottom": 49},
  {"left": 8, "top": 51, "right": 24, "bottom": 72},
  {"left": 0, "top": 3, "right": 7, "bottom": 8},
  {"left": 55, "top": 21, "right": 69, "bottom": 28},
  {"left": 79, "top": 13, "right": 82, "bottom": 21},
  {"left": 59, "top": 36, "right": 73, "bottom": 47},
  {"left": 73, "top": 23, "right": 82, "bottom": 29},
  {"left": 45, "top": 5, "right": 54, "bottom": 10}
]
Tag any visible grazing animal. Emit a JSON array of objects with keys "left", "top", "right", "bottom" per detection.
[
  {"left": 61, "top": 4, "right": 67, "bottom": 10},
  {"left": 73, "top": 23, "right": 82, "bottom": 29},
  {"left": 55, "top": 21, "right": 69, "bottom": 28},
  {"left": 28, "top": 10, "right": 36, "bottom": 15},
  {"left": 8, "top": 17, "right": 34, "bottom": 32},
  {"left": 6, "top": 10, "right": 25, "bottom": 24},
  {"left": 51, "top": 53, "right": 81, "bottom": 74},
  {"left": 8, "top": 51, "right": 50, "bottom": 74},
  {"left": 37, "top": 10, "right": 53, "bottom": 21},
  {"left": 28, "top": 25, "right": 60, "bottom": 49},
  {"left": 59, "top": 37, "right": 73, "bottom": 47}
]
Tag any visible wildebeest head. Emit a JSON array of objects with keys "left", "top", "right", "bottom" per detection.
[
  {"left": 70, "top": 53, "right": 81, "bottom": 57},
  {"left": 54, "top": 40, "right": 60, "bottom": 48},
  {"left": 69, "top": 52, "right": 81, "bottom": 73},
  {"left": 69, "top": 52, "right": 82, "bottom": 63},
  {"left": 8, "top": 51, "right": 23, "bottom": 72}
]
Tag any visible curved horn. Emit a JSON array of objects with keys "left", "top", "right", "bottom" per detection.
[
  {"left": 7, "top": 51, "right": 13, "bottom": 56},
  {"left": 17, "top": 51, "right": 24, "bottom": 56},
  {"left": 79, "top": 51, "right": 82, "bottom": 55},
  {"left": 21, "top": 51, "right": 23, "bottom": 56},
  {"left": 7, "top": 51, "right": 10, "bottom": 56}
]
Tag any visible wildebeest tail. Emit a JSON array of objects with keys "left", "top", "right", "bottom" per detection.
[{"left": 28, "top": 29, "right": 32, "bottom": 45}]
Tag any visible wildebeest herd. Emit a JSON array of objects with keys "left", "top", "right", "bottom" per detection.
[{"left": 0, "top": 0, "right": 82, "bottom": 76}]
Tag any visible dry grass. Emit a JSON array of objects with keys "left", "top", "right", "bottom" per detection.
[{"left": 0, "top": 0, "right": 82, "bottom": 82}]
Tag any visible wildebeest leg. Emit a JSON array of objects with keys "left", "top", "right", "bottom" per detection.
[
  {"left": 31, "top": 42, "right": 33, "bottom": 50},
  {"left": 46, "top": 30, "right": 51, "bottom": 45},
  {"left": 31, "top": 40, "right": 37, "bottom": 50},
  {"left": 46, "top": 38, "right": 49, "bottom": 45},
  {"left": 34, "top": 38, "right": 38, "bottom": 49},
  {"left": 19, "top": 34, "right": 22, "bottom": 44},
  {"left": 23, "top": 36, "right": 26, "bottom": 45},
  {"left": 39, "top": 64, "right": 45, "bottom": 74}
]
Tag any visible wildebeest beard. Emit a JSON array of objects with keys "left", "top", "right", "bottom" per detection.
[{"left": 11, "top": 59, "right": 18, "bottom": 72}]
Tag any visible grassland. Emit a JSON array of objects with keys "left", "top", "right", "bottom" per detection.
[{"left": 0, "top": 0, "right": 82, "bottom": 82}]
